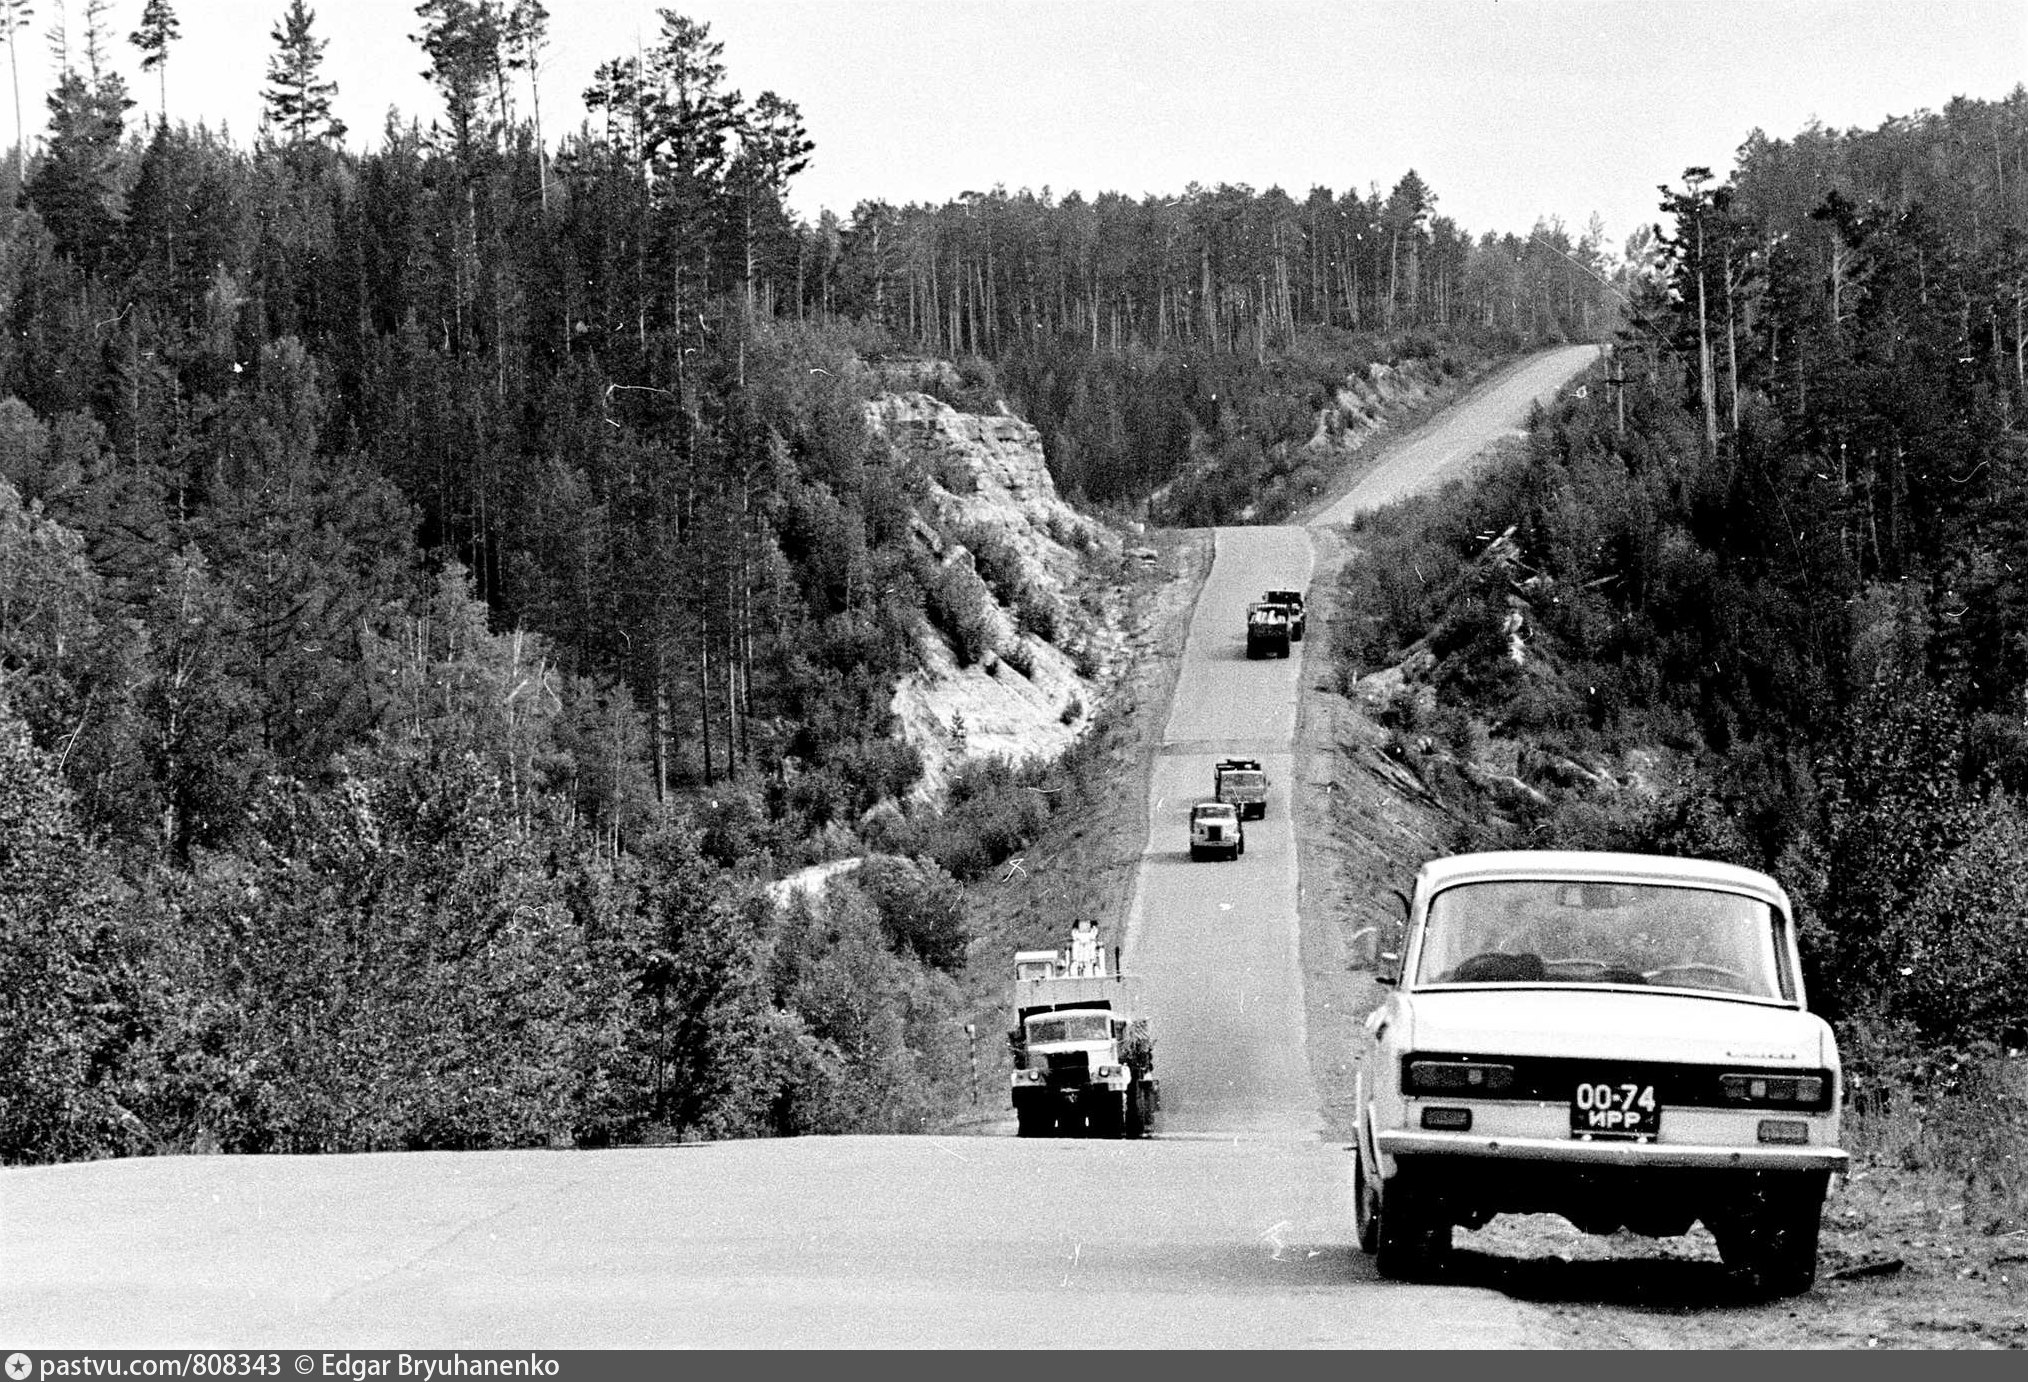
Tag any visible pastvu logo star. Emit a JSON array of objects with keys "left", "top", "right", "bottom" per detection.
[{"left": 6, "top": 1352, "right": 33, "bottom": 1381}]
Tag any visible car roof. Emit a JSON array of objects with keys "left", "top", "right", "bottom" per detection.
[
  {"left": 1416, "top": 850, "right": 1790, "bottom": 910},
  {"left": 1192, "top": 799, "right": 1237, "bottom": 812}
]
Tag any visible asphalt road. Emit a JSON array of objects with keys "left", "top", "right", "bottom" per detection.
[
  {"left": 0, "top": 348, "right": 1597, "bottom": 1350},
  {"left": 1312, "top": 344, "right": 1602, "bottom": 524}
]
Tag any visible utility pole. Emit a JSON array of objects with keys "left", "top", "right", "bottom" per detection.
[{"left": 1605, "top": 344, "right": 1628, "bottom": 436}]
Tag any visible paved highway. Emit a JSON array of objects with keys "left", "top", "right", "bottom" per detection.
[
  {"left": 1313, "top": 345, "right": 1601, "bottom": 524},
  {"left": 0, "top": 348, "right": 1597, "bottom": 1349}
]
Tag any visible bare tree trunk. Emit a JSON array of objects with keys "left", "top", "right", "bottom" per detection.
[
  {"left": 1696, "top": 214, "right": 1719, "bottom": 456},
  {"left": 697, "top": 610, "right": 714, "bottom": 785}
]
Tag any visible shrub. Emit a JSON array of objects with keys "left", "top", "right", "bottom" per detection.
[
  {"left": 1000, "top": 639, "right": 1035, "bottom": 678},
  {"left": 922, "top": 561, "right": 995, "bottom": 666},
  {"left": 852, "top": 854, "right": 971, "bottom": 972}
]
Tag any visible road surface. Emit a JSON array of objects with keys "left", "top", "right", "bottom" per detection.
[
  {"left": 1312, "top": 345, "right": 1601, "bottom": 524},
  {"left": 0, "top": 348, "right": 1598, "bottom": 1349}
]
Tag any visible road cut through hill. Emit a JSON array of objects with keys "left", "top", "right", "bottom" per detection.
[{"left": 0, "top": 347, "right": 1600, "bottom": 1350}]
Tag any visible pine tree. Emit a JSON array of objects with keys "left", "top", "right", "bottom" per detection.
[
  {"left": 412, "top": 0, "right": 501, "bottom": 163},
  {"left": 502, "top": 0, "right": 548, "bottom": 209},
  {"left": 25, "top": 0, "right": 131, "bottom": 271},
  {"left": 0, "top": 0, "right": 30, "bottom": 182},
  {"left": 261, "top": 0, "right": 345, "bottom": 147},
  {"left": 126, "top": 0, "right": 177, "bottom": 126}
]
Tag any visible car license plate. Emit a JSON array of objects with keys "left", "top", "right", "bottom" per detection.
[{"left": 1569, "top": 1079, "right": 1660, "bottom": 1139}]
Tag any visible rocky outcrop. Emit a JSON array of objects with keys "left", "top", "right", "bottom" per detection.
[
  {"left": 1308, "top": 358, "right": 1444, "bottom": 453},
  {"left": 864, "top": 392, "right": 1124, "bottom": 799}
]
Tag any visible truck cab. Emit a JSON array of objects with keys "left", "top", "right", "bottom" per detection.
[
  {"left": 1263, "top": 588, "right": 1306, "bottom": 641},
  {"left": 1214, "top": 757, "right": 1268, "bottom": 819},
  {"left": 1189, "top": 800, "right": 1245, "bottom": 860},
  {"left": 1246, "top": 604, "right": 1291, "bottom": 659}
]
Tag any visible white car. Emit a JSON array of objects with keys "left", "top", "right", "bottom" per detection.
[{"left": 1353, "top": 851, "right": 1847, "bottom": 1297}]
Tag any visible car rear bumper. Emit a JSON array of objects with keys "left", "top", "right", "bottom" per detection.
[{"left": 1375, "top": 1128, "right": 1849, "bottom": 1173}]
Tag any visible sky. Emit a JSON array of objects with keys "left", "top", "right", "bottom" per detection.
[{"left": 8, "top": 0, "right": 2025, "bottom": 254}]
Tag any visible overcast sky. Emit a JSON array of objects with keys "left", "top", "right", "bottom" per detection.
[{"left": 13, "top": 0, "right": 2026, "bottom": 253}]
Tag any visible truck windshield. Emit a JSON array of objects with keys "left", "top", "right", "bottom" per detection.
[
  {"left": 1223, "top": 772, "right": 1264, "bottom": 789},
  {"left": 1416, "top": 880, "right": 1787, "bottom": 1000},
  {"left": 1027, "top": 1013, "right": 1112, "bottom": 1043}
]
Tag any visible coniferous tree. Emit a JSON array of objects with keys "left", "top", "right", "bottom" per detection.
[
  {"left": 126, "top": 0, "right": 177, "bottom": 126},
  {"left": 25, "top": 8, "right": 131, "bottom": 271},
  {"left": 502, "top": 0, "right": 548, "bottom": 209},
  {"left": 0, "top": 0, "right": 29, "bottom": 181},
  {"left": 261, "top": 0, "right": 345, "bottom": 147},
  {"left": 412, "top": 0, "right": 501, "bottom": 163}
]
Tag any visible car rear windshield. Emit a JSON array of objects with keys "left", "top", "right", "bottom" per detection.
[
  {"left": 1416, "top": 879, "right": 1788, "bottom": 1000},
  {"left": 1027, "top": 1013, "right": 1112, "bottom": 1043}
]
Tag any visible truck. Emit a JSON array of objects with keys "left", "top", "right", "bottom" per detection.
[
  {"left": 1246, "top": 603, "right": 1291, "bottom": 659},
  {"left": 1189, "top": 799, "right": 1245, "bottom": 860},
  {"left": 1263, "top": 587, "right": 1306, "bottom": 641},
  {"left": 1007, "top": 920, "right": 1158, "bottom": 1138},
  {"left": 1214, "top": 757, "right": 1268, "bottom": 819}
]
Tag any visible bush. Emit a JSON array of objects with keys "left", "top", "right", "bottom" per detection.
[
  {"left": 1000, "top": 639, "right": 1035, "bottom": 678},
  {"left": 852, "top": 854, "right": 971, "bottom": 972},
  {"left": 922, "top": 561, "right": 995, "bottom": 667}
]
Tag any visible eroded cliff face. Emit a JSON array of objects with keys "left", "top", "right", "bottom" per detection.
[
  {"left": 863, "top": 391, "right": 1125, "bottom": 799},
  {"left": 1309, "top": 359, "right": 1443, "bottom": 453}
]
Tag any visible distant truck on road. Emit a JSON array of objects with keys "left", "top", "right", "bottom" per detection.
[
  {"left": 1246, "top": 603, "right": 1291, "bottom": 658},
  {"left": 1263, "top": 588, "right": 1306, "bottom": 641},
  {"left": 1214, "top": 757, "right": 1268, "bottom": 819},
  {"left": 1007, "top": 921, "right": 1158, "bottom": 1137}
]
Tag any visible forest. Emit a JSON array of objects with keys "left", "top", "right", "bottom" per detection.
[
  {"left": 0, "top": 3, "right": 1609, "bottom": 1163},
  {"left": 1335, "top": 91, "right": 2028, "bottom": 1113}
]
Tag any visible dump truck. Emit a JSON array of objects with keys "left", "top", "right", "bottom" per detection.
[
  {"left": 1246, "top": 603, "right": 1291, "bottom": 658},
  {"left": 1214, "top": 757, "right": 1269, "bottom": 819},
  {"left": 1263, "top": 587, "right": 1306, "bottom": 641},
  {"left": 1008, "top": 920, "right": 1158, "bottom": 1138}
]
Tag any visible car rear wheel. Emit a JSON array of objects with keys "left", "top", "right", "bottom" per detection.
[
  {"left": 1712, "top": 1174, "right": 1828, "bottom": 1299},
  {"left": 1353, "top": 1143, "right": 1381, "bottom": 1255},
  {"left": 1374, "top": 1170, "right": 1450, "bottom": 1282}
]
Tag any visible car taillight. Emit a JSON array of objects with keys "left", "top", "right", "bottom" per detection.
[
  {"left": 1720, "top": 1072, "right": 1829, "bottom": 1109},
  {"left": 1405, "top": 1059, "right": 1516, "bottom": 1094}
]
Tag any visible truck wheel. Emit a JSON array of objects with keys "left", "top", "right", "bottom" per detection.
[
  {"left": 1374, "top": 1171, "right": 1450, "bottom": 1283},
  {"left": 1125, "top": 1086, "right": 1149, "bottom": 1138},
  {"left": 1190, "top": 845, "right": 1205, "bottom": 862},
  {"left": 1016, "top": 1107, "right": 1051, "bottom": 1138},
  {"left": 1235, "top": 838, "right": 1245, "bottom": 858},
  {"left": 1090, "top": 1095, "right": 1125, "bottom": 1139},
  {"left": 1712, "top": 1174, "right": 1828, "bottom": 1299}
]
